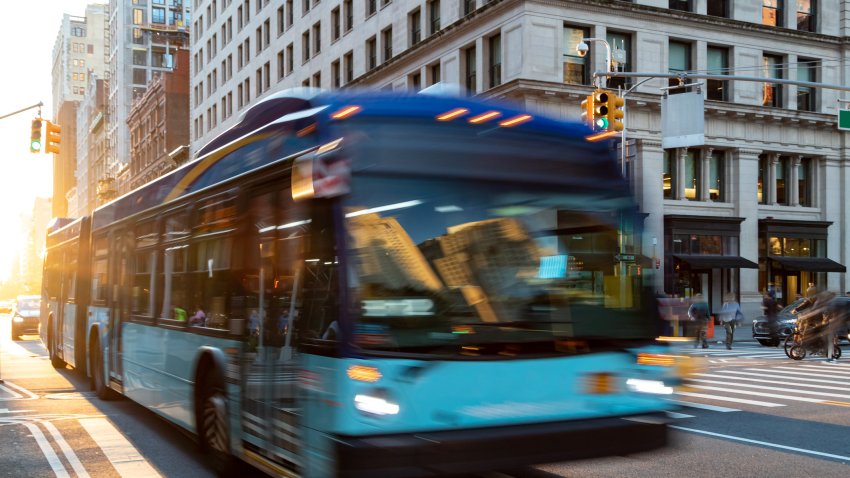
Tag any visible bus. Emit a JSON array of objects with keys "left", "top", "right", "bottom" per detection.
[{"left": 42, "top": 88, "right": 680, "bottom": 477}]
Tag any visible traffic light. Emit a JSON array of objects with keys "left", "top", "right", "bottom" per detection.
[
  {"left": 592, "top": 90, "right": 610, "bottom": 130},
  {"left": 605, "top": 92, "right": 625, "bottom": 131},
  {"left": 580, "top": 94, "right": 594, "bottom": 128},
  {"left": 45, "top": 121, "right": 61, "bottom": 154},
  {"left": 30, "top": 119, "right": 42, "bottom": 153}
]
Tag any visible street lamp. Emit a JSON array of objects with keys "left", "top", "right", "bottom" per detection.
[{"left": 577, "top": 38, "right": 612, "bottom": 89}]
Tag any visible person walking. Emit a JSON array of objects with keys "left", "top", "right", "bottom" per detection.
[
  {"left": 806, "top": 282, "right": 818, "bottom": 299},
  {"left": 689, "top": 294, "right": 711, "bottom": 349},
  {"left": 720, "top": 293, "right": 743, "bottom": 350},
  {"left": 762, "top": 286, "right": 780, "bottom": 346}
]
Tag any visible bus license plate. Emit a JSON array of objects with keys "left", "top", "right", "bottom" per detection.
[{"left": 585, "top": 372, "right": 615, "bottom": 394}]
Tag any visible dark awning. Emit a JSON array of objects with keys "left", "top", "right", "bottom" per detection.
[
  {"left": 769, "top": 256, "right": 846, "bottom": 273},
  {"left": 673, "top": 254, "right": 759, "bottom": 270}
]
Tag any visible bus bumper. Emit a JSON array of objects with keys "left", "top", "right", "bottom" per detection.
[{"left": 334, "top": 413, "right": 669, "bottom": 478}]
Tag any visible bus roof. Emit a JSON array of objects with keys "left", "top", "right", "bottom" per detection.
[{"left": 91, "top": 89, "right": 621, "bottom": 230}]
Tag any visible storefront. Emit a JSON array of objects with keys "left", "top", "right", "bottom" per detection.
[{"left": 759, "top": 218, "right": 845, "bottom": 305}]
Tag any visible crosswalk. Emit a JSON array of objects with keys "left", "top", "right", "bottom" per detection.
[
  {"left": 672, "top": 358, "right": 850, "bottom": 413},
  {"left": 674, "top": 342, "right": 792, "bottom": 360}
]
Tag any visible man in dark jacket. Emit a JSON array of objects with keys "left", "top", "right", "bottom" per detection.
[{"left": 689, "top": 294, "right": 710, "bottom": 349}]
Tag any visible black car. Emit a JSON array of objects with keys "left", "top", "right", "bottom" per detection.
[
  {"left": 753, "top": 296, "right": 850, "bottom": 346},
  {"left": 10, "top": 295, "right": 40, "bottom": 340}
]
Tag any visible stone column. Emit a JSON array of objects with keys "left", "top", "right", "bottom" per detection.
[
  {"left": 676, "top": 147, "right": 687, "bottom": 200},
  {"left": 790, "top": 155, "right": 801, "bottom": 207},
  {"left": 636, "top": 140, "right": 665, "bottom": 291},
  {"left": 701, "top": 146, "right": 713, "bottom": 202},
  {"left": 767, "top": 153, "right": 778, "bottom": 205},
  {"left": 736, "top": 148, "right": 763, "bottom": 317}
]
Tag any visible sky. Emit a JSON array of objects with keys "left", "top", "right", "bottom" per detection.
[{"left": 0, "top": 2, "right": 96, "bottom": 280}]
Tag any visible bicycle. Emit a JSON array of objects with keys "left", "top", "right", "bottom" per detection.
[{"left": 785, "top": 326, "right": 841, "bottom": 360}]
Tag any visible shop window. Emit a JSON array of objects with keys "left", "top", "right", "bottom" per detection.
[
  {"left": 663, "top": 150, "right": 676, "bottom": 199},
  {"left": 709, "top": 151, "right": 724, "bottom": 201}
]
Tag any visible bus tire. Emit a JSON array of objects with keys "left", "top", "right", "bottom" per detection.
[
  {"left": 197, "top": 372, "right": 235, "bottom": 475},
  {"left": 90, "top": 336, "right": 114, "bottom": 400},
  {"left": 48, "top": 316, "right": 65, "bottom": 369}
]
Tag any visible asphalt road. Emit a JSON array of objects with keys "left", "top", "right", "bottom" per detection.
[{"left": 1, "top": 314, "right": 849, "bottom": 477}]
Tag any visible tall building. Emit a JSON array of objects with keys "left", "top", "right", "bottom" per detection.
[
  {"left": 191, "top": 0, "right": 850, "bottom": 317},
  {"left": 127, "top": 49, "right": 191, "bottom": 190},
  {"left": 105, "top": 0, "right": 191, "bottom": 195},
  {"left": 50, "top": 3, "right": 108, "bottom": 217},
  {"left": 76, "top": 76, "right": 108, "bottom": 215}
]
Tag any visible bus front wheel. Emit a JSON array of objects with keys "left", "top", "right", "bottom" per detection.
[
  {"left": 48, "top": 317, "right": 65, "bottom": 369},
  {"left": 197, "top": 374, "right": 235, "bottom": 475}
]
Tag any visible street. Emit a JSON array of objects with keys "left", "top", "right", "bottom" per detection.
[{"left": 2, "top": 315, "right": 850, "bottom": 477}]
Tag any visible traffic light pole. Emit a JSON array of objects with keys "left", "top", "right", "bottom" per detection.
[
  {"left": 0, "top": 102, "right": 43, "bottom": 121},
  {"left": 595, "top": 71, "right": 850, "bottom": 93}
]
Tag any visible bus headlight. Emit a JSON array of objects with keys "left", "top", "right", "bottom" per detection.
[
  {"left": 626, "top": 378, "right": 674, "bottom": 395},
  {"left": 354, "top": 393, "right": 400, "bottom": 416}
]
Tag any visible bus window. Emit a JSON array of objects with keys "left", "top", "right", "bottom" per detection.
[
  {"left": 192, "top": 237, "right": 234, "bottom": 329},
  {"left": 91, "top": 236, "right": 109, "bottom": 303},
  {"left": 160, "top": 245, "right": 189, "bottom": 322},
  {"left": 64, "top": 249, "right": 77, "bottom": 301},
  {"left": 132, "top": 251, "right": 155, "bottom": 318}
]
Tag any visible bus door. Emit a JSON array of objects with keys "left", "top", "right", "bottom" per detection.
[
  {"left": 107, "top": 229, "right": 131, "bottom": 385},
  {"left": 240, "top": 189, "right": 304, "bottom": 471}
]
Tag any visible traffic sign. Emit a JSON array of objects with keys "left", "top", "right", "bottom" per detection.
[
  {"left": 838, "top": 109, "right": 850, "bottom": 131},
  {"left": 615, "top": 254, "right": 636, "bottom": 262}
]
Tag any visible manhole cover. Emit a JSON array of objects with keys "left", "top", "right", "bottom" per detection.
[{"left": 44, "top": 392, "right": 94, "bottom": 400}]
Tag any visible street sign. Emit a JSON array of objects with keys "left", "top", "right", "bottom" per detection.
[
  {"left": 615, "top": 254, "right": 636, "bottom": 262},
  {"left": 838, "top": 109, "right": 850, "bottom": 131},
  {"left": 661, "top": 90, "right": 705, "bottom": 149}
]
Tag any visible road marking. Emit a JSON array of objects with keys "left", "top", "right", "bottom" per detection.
[
  {"left": 795, "top": 364, "right": 850, "bottom": 375},
  {"left": 690, "top": 379, "right": 850, "bottom": 400},
  {"left": 751, "top": 367, "right": 850, "bottom": 380},
  {"left": 23, "top": 422, "right": 69, "bottom": 478},
  {"left": 42, "top": 420, "right": 90, "bottom": 478},
  {"left": 0, "top": 408, "right": 35, "bottom": 414},
  {"left": 692, "top": 374, "right": 850, "bottom": 392},
  {"left": 671, "top": 425, "right": 850, "bottom": 462},
  {"left": 821, "top": 400, "right": 850, "bottom": 408},
  {"left": 666, "top": 411, "right": 695, "bottom": 419},
  {"left": 667, "top": 399, "right": 740, "bottom": 412},
  {"left": 675, "top": 391, "right": 784, "bottom": 407},
  {"left": 79, "top": 417, "right": 162, "bottom": 478},
  {"left": 0, "top": 381, "right": 39, "bottom": 400},
  {"left": 719, "top": 370, "right": 849, "bottom": 385},
  {"left": 690, "top": 384, "right": 824, "bottom": 403}
]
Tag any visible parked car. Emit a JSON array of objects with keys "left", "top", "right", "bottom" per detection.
[
  {"left": 753, "top": 296, "right": 850, "bottom": 346},
  {"left": 10, "top": 295, "right": 41, "bottom": 340},
  {"left": 0, "top": 300, "right": 13, "bottom": 314}
]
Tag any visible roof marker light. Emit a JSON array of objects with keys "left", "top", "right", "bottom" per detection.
[
  {"left": 331, "top": 105, "right": 362, "bottom": 120},
  {"left": 436, "top": 108, "right": 469, "bottom": 121},
  {"left": 499, "top": 114, "right": 533, "bottom": 127},
  {"left": 585, "top": 130, "right": 620, "bottom": 142},
  {"left": 468, "top": 111, "right": 502, "bottom": 124}
]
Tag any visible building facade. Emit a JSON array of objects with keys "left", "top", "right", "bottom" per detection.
[
  {"left": 105, "top": 0, "right": 191, "bottom": 196},
  {"left": 127, "top": 49, "right": 191, "bottom": 191},
  {"left": 190, "top": 0, "right": 850, "bottom": 316},
  {"left": 76, "top": 76, "right": 108, "bottom": 216}
]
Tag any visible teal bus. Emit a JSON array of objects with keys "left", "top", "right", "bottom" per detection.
[{"left": 42, "top": 89, "right": 679, "bottom": 477}]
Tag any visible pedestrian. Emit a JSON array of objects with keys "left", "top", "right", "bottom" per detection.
[
  {"left": 689, "top": 294, "right": 710, "bottom": 349},
  {"left": 806, "top": 282, "right": 818, "bottom": 299},
  {"left": 762, "top": 286, "right": 780, "bottom": 346},
  {"left": 720, "top": 292, "right": 744, "bottom": 350}
]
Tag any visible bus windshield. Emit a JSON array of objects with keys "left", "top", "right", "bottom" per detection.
[{"left": 344, "top": 173, "right": 653, "bottom": 356}]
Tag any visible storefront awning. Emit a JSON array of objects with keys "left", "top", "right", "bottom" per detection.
[
  {"left": 769, "top": 256, "right": 846, "bottom": 273},
  {"left": 673, "top": 254, "right": 759, "bottom": 270}
]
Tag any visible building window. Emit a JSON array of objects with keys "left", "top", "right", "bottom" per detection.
[
  {"left": 706, "top": 46, "right": 729, "bottom": 101},
  {"left": 277, "top": 50, "right": 285, "bottom": 79},
  {"left": 797, "top": 59, "right": 817, "bottom": 112},
  {"left": 152, "top": 7, "right": 166, "bottom": 23},
  {"left": 332, "top": 60, "right": 340, "bottom": 88},
  {"left": 382, "top": 27, "right": 392, "bottom": 62},
  {"left": 344, "top": 50, "right": 353, "bottom": 83},
  {"left": 313, "top": 71, "right": 321, "bottom": 87},
  {"left": 429, "top": 0, "right": 440, "bottom": 35},
  {"left": 799, "top": 157, "right": 812, "bottom": 207},
  {"left": 344, "top": 0, "right": 353, "bottom": 32},
  {"left": 762, "top": 54, "right": 783, "bottom": 107},
  {"left": 663, "top": 150, "right": 676, "bottom": 199},
  {"left": 286, "top": 43, "right": 294, "bottom": 74},
  {"left": 331, "top": 7, "right": 341, "bottom": 41},
  {"left": 463, "top": 0, "right": 475, "bottom": 16},
  {"left": 302, "top": 31, "right": 310, "bottom": 63},
  {"left": 277, "top": 6, "right": 285, "bottom": 34},
  {"left": 367, "top": 0, "right": 376, "bottom": 16},
  {"left": 709, "top": 151, "right": 724, "bottom": 201},
  {"left": 313, "top": 22, "right": 321, "bottom": 55},
  {"left": 488, "top": 34, "right": 501, "bottom": 89},
  {"left": 669, "top": 0, "right": 691, "bottom": 11},
  {"left": 776, "top": 155, "right": 790, "bottom": 205},
  {"left": 464, "top": 45, "right": 476, "bottom": 94},
  {"left": 429, "top": 62, "right": 441, "bottom": 85},
  {"left": 763, "top": 0, "right": 784, "bottom": 27},
  {"left": 286, "top": 0, "right": 294, "bottom": 27},
  {"left": 758, "top": 154, "right": 767, "bottom": 204},
  {"left": 410, "top": 9, "right": 421, "bottom": 46},
  {"left": 606, "top": 31, "right": 631, "bottom": 91},
  {"left": 410, "top": 71, "right": 421, "bottom": 91},
  {"left": 707, "top": 0, "right": 728, "bottom": 17},
  {"left": 683, "top": 149, "right": 699, "bottom": 201},
  {"left": 133, "top": 8, "right": 145, "bottom": 24},
  {"left": 366, "top": 36, "right": 377, "bottom": 70},
  {"left": 563, "top": 25, "right": 590, "bottom": 85},
  {"left": 668, "top": 41, "right": 691, "bottom": 92},
  {"left": 797, "top": 1, "right": 816, "bottom": 31}
]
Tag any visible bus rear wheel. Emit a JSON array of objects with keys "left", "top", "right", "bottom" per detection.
[
  {"left": 198, "top": 376, "right": 235, "bottom": 475},
  {"left": 48, "top": 318, "right": 65, "bottom": 369},
  {"left": 90, "top": 337, "right": 114, "bottom": 400}
]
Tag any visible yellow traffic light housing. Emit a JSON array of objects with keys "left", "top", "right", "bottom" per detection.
[
  {"left": 580, "top": 94, "right": 594, "bottom": 128},
  {"left": 592, "top": 90, "right": 610, "bottom": 130},
  {"left": 45, "top": 121, "right": 61, "bottom": 154},
  {"left": 605, "top": 93, "right": 625, "bottom": 132},
  {"left": 30, "top": 119, "right": 42, "bottom": 153}
]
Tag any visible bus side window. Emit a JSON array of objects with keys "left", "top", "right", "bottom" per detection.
[{"left": 297, "top": 199, "right": 339, "bottom": 347}]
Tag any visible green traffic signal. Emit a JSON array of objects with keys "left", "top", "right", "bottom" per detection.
[
  {"left": 30, "top": 118, "right": 42, "bottom": 153},
  {"left": 30, "top": 140, "right": 42, "bottom": 151},
  {"left": 595, "top": 117, "right": 609, "bottom": 129}
]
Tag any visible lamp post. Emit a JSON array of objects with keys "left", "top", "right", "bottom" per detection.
[{"left": 577, "top": 38, "right": 612, "bottom": 89}]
